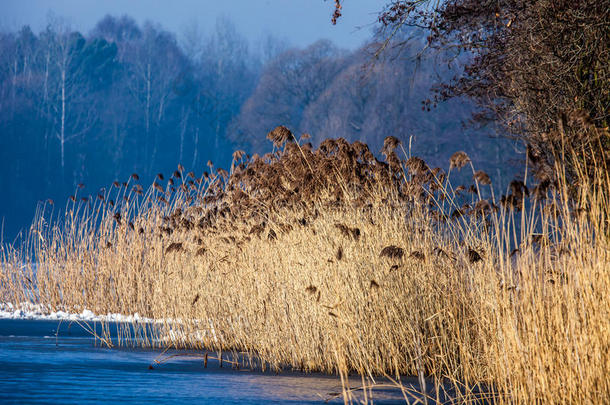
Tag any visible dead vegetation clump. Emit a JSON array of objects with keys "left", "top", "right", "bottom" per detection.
[{"left": 0, "top": 128, "right": 609, "bottom": 404}]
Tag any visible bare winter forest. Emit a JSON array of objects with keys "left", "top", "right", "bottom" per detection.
[{"left": 0, "top": 14, "right": 510, "bottom": 241}]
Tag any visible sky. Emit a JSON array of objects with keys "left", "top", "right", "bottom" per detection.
[{"left": 0, "top": 0, "right": 386, "bottom": 49}]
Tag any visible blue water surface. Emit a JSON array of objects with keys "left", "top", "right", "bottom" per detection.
[{"left": 0, "top": 319, "right": 409, "bottom": 404}]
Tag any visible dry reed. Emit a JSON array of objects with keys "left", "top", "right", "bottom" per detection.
[{"left": 1, "top": 127, "right": 608, "bottom": 404}]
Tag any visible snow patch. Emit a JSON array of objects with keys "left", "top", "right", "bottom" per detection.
[{"left": 0, "top": 302, "right": 155, "bottom": 323}]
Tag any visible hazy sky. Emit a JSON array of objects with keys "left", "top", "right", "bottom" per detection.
[{"left": 0, "top": 0, "right": 386, "bottom": 49}]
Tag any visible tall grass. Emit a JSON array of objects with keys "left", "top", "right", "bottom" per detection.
[{"left": 1, "top": 128, "right": 608, "bottom": 403}]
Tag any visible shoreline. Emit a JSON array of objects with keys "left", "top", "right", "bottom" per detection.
[{"left": 0, "top": 302, "right": 153, "bottom": 323}]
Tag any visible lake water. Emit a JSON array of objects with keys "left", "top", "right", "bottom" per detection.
[{"left": 0, "top": 319, "right": 414, "bottom": 404}]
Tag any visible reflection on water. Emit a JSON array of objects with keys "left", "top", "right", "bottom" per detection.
[{"left": 0, "top": 319, "right": 409, "bottom": 404}]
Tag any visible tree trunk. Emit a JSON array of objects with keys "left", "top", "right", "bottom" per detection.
[
  {"left": 145, "top": 63, "right": 151, "bottom": 135},
  {"left": 191, "top": 127, "right": 199, "bottom": 169},
  {"left": 60, "top": 68, "right": 66, "bottom": 171}
]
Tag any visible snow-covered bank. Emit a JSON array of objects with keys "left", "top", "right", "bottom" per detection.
[
  {"left": 0, "top": 302, "right": 152, "bottom": 323},
  {"left": 0, "top": 303, "right": 222, "bottom": 345}
]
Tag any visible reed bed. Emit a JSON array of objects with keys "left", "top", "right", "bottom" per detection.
[{"left": 1, "top": 127, "right": 608, "bottom": 404}]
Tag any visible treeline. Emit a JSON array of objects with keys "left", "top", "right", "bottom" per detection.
[
  {"left": 0, "top": 15, "right": 513, "bottom": 240},
  {"left": 0, "top": 16, "right": 260, "bottom": 240},
  {"left": 232, "top": 36, "right": 511, "bottom": 172}
]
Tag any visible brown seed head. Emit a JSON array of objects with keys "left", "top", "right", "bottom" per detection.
[
  {"left": 166, "top": 242, "right": 183, "bottom": 253},
  {"left": 474, "top": 199, "right": 492, "bottom": 213},
  {"left": 383, "top": 136, "right": 401, "bottom": 152},
  {"left": 267, "top": 125, "right": 293, "bottom": 147},
  {"left": 468, "top": 248, "right": 483, "bottom": 263},
  {"left": 267, "top": 229, "right": 277, "bottom": 240},
  {"left": 409, "top": 250, "right": 425, "bottom": 261},
  {"left": 473, "top": 170, "right": 491, "bottom": 185},
  {"left": 449, "top": 151, "right": 470, "bottom": 170},
  {"left": 305, "top": 285, "right": 317, "bottom": 295},
  {"left": 406, "top": 157, "right": 427, "bottom": 174},
  {"left": 232, "top": 150, "right": 246, "bottom": 161},
  {"left": 380, "top": 245, "right": 404, "bottom": 260},
  {"left": 153, "top": 183, "right": 164, "bottom": 193},
  {"left": 217, "top": 168, "right": 229, "bottom": 179},
  {"left": 510, "top": 180, "right": 529, "bottom": 198}
]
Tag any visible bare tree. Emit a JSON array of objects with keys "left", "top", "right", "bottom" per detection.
[
  {"left": 121, "top": 22, "right": 186, "bottom": 173},
  {"left": 231, "top": 40, "right": 347, "bottom": 151},
  {"left": 336, "top": 0, "right": 609, "bottom": 179},
  {"left": 198, "top": 17, "right": 255, "bottom": 158},
  {"left": 43, "top": 20, "right": 99, "bottom": 172}
]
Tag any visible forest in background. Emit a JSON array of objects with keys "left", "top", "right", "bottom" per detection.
[{"left": 0, "top": 15, "right": 515, "bottom": 241}]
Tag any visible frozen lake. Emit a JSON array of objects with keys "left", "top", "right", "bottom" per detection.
[{"left": 0, "top": 319, "right": 410, "bottom": 404}]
